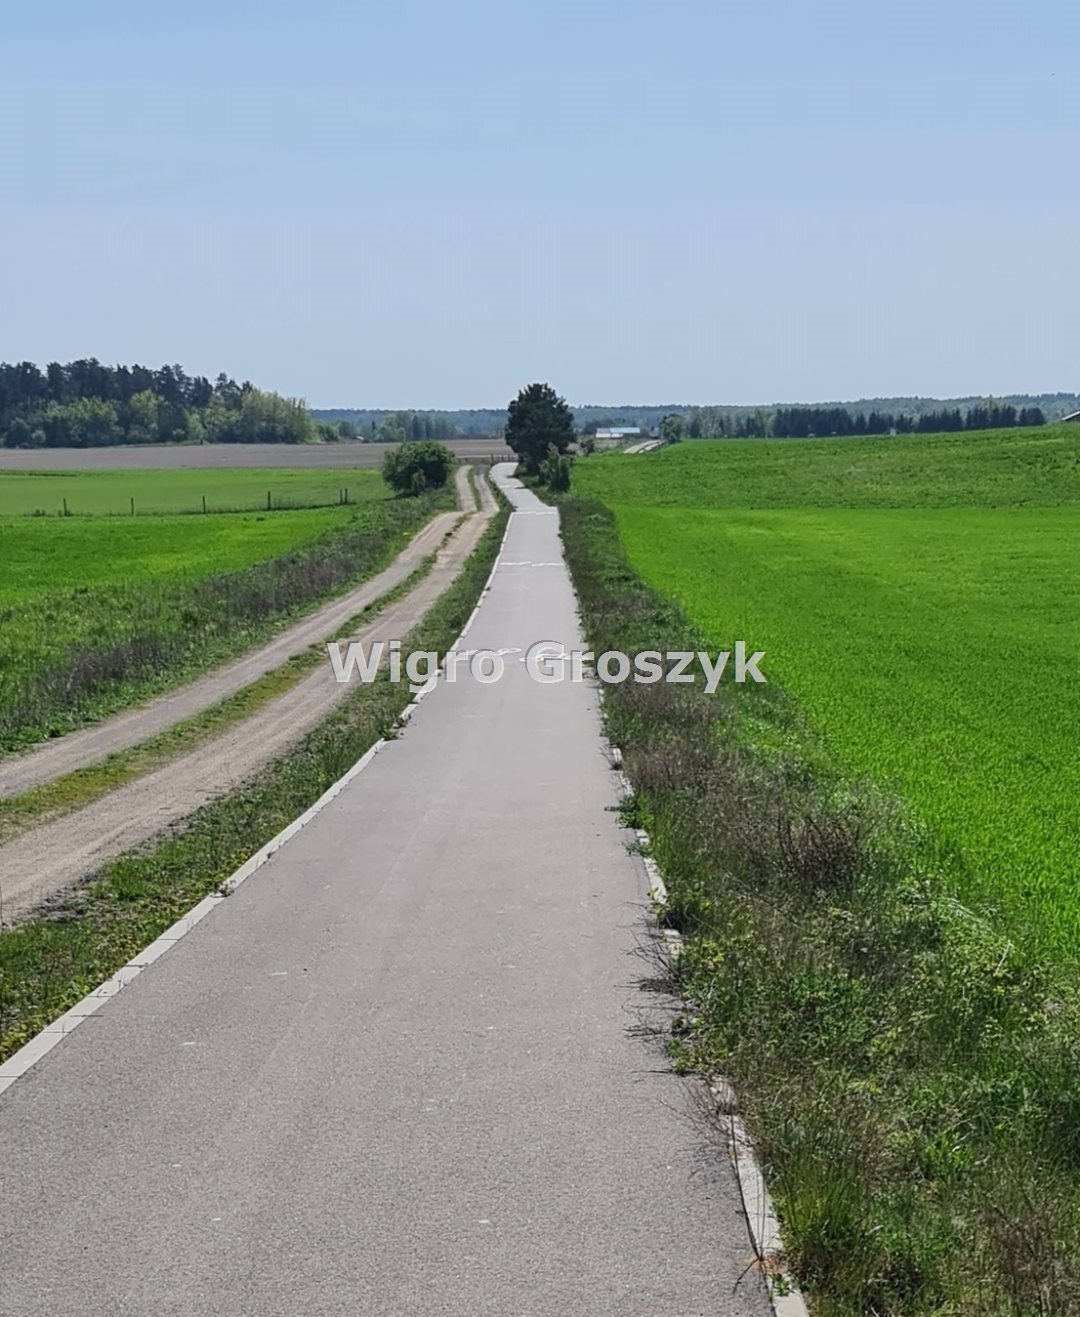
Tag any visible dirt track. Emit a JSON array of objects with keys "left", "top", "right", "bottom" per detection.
[
  {"left": 474, "top": 464, "right": 499, "bottom": 513},
  {"left": 0, "top": 439, "right": 513, "bottom": 471},
  {"left": 0, "top": 467, "right": 478, "bottom": 802},
  {"left": 0, "top": 470, "right": 497, "bottom": 922}
]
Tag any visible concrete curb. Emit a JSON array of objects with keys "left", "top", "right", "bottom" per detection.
[{"left": 610, "top": 747, "right": 810, "bottom": 1317}]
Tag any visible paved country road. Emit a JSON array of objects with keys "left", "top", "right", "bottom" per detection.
[{"left": 0, "top": 468, "right": 769, "bottom": 1316}]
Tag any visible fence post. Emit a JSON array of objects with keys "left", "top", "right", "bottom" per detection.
[
  {"left": 62, "top": 497, "right": 69, "bottom": 517},
  {"left": 130, "top": 496, "right": 135, "bottom": 516},
  {"left": 202, "top": 495, "right": 207, "bottom": 514},
  {"left": 267, "top": 490, "right": 272, "bottom": 511}
]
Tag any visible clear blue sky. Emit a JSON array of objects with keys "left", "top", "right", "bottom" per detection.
[{"left": 3, "top": 1, "right": 1076, "bottom": 408}]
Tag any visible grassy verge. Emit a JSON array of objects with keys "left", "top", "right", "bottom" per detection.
[
  {"left": 0, "top": 489, "right": 452, "bottom": 751},
  {"left": 559, "top": 496, "right": 1080, "bottom": 1316},
  {"left": 0, "top": 508, "right": 508, "bottom": 1062},
  {"left": 0, "top": 558, "right": 436, "bottom": 846}
]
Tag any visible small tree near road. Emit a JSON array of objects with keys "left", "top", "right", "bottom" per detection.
[
  {"left": 660, "top": 413, "right": 685, "bottom": 445},
  {"left": 506, "top": 382, "right": 575, "bottom": 475},
  {"left": 382, "top": 441, "right": 454, "bottom": 496},
  {"left": 540, "top": 443, "right": 571, "bottom": 492}
]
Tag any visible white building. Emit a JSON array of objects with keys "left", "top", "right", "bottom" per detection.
[{"left": 594, "top": 426, "right": 642, "bottom": 440}]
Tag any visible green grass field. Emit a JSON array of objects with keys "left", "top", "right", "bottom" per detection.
[
  {"left": 0, "top": 466, "right": 383, "bottom": 516},
  {"left": 0, "top": 507, "right": 359, "bottom": 606},
  {"left": 575, "top": 427, "right": 1080, "bottom": 957},
  {"left": 0, "top": 467, "right": 442, "bottom": 749}
]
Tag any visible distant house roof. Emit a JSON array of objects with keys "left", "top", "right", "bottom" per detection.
[
  {"left": 1063, "top": 410, "right": 1080, "bottom": 423},
  {"left": 595, "top": 426, "right": 641, "bottom": 438}
]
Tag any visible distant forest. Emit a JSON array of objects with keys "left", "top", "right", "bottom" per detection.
[
  {"left": 318, "top": 411, "right": 460, "bottom": 443},
  {"left": 315, "top": 408, "right": 493, "bottom": 438},
  {"left": 0, "top": 360, "right": 319, "bottom": 447},
  {"left": 768, "top": 402, "right": 1046, "bottom": 439},
  {"left": 694, "top": 401, "right": 1047, "bottom": 439}
]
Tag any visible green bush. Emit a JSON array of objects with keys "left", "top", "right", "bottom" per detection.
[
  {"left": 540, "top": 443, "right": 571, "bottom": 492},
  {"left": 382, "top": 440, "right": 455, "bottom": 496}
]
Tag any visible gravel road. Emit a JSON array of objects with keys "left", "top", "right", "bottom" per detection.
[{"left": 0, "top": 467, "right": 477, "bottom": 802}]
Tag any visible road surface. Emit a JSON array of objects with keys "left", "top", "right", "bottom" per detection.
[{"left": 0, "top": 467, "right": 768, "bottom": 1316}]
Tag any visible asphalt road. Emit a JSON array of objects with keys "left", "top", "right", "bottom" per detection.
[{"left": 0, "top": 467, "right": 768, "bottom": 1316}]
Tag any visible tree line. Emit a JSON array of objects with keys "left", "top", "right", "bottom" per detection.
[
  {"left": 768, "top": 403, "right": 1046, "bottom": 438},
  {"left": 0, "top": 359, "right": 317, "bottom": 447},
  {"left": 672, "top": 402, "right": 1047, "bottom": 441},
  {"left": 314, "top": 408, "right": 479, "bottom": 436},
  {"left": 365, "top": 412, "right": 460, "bottom": 444}
]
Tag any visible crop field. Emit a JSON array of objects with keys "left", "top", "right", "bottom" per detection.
[
  {"left": 0, "top": 467, "right": 440, "bottom": 749},
  {"left": 0, "top": 466, "right": 386, "bottom": 516},
  {"left": 576, "top": 427, "right": 1080, "bottom": 958}
]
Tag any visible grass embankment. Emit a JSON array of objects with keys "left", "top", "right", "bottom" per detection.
[
  {"left": 0, "top": 479, "right": 451, "bottom": 750},
  {"left": 0, "top": 466, "right": 383, "bottom": 516},
  {"left": 0, "top": 508, "right": 508, "bottom": 1062},
  {"left": 561, "top": 497, "right": 1080, "bottom": 1315}
]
